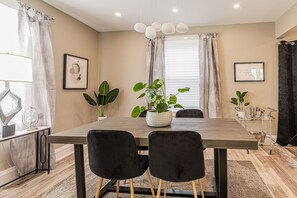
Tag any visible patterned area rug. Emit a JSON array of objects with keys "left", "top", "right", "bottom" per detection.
[{"left": 39, "top": 160, "right": 272, "bottom": 198}]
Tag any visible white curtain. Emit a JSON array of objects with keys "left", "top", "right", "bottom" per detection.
[
  {"left": 198, "top": 33, "right": 222, "bottom": 118},
  {"left": 10, "top": 3, "right": 56, "bottom": 175},
  {"left": 146, "top": 37, "right": 165, "bottom": 85}
]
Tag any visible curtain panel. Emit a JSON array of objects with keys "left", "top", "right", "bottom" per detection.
[
  {"left": 277, "top": 41, "right": 297, "bottom": 146},
  {"left": 198, "top": 33, "right": 222, "bottom": 118},
  {"left": 10, "top": 4, "right": 56, "bottom": 175},
  {"left": 145, "top": 37, "right": 165, "bottom": 85}
]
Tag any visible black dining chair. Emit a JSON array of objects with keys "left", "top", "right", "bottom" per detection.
[
  {"left": 87, "top": 130, "right": 155, "bottom": 198},
  {"left": 176, "top": 109, "right": 204, "bottom": 118},
  {"left": 149, "top": 131, "right": 205, "bottom": 198}
]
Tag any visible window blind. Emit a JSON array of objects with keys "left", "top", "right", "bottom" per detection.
[{"left": 165, "top": 36, "right": 199, "bottom": 109}]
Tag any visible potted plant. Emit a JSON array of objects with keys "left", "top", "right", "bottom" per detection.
[
  {"left": 83, "top": 81, "right": 119, "bottom": 120},
  {"left": 230, "top": 91, "right": 250, "bottom": 119},
  {"left": 131, "top": 79, "right": 189, "bottom": 127}
]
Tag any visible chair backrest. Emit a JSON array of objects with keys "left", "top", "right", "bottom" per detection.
[
  {"left": 87, "top": 130, "right": 141, "bottom": 180},
  {"left": 149, "top": 131, "right": 205, "bottom": 182},
  {"left": 176, "top": 109, "right": 204, "bottom": 118}
]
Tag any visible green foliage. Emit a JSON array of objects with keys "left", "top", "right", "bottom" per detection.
[
  {"left": 230, "top": 91, "right": 250, "bottom": 111},
  {"left": 83, "top": 81, "right": 119, "bottom": 116},
  {"left": 131, "top": 79, "right": 190, "bottom": 118}
]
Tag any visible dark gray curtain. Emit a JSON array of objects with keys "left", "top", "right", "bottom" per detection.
[{"left": 277, "top": 41, "right": 297, "bottom": 146}]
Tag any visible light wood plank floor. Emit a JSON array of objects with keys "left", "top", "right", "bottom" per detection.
[{"left": 1, "top": 144, "right": 297, "bottom": 198}]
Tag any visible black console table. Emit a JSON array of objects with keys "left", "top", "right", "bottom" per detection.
[{"left": 0, "top": 126, "right": 50, "bottom": 187}]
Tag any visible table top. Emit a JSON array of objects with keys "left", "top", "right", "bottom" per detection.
[
  {"left": 0, "top": 126, "right": 50, "bottom": 142},
  {"left": 48, "top": 117, "right": 257, "bottom": 150}
]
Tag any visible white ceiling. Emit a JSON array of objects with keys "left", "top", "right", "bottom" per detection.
[{"left": 43, "top": 0, "right": 297, "bottom": 32}]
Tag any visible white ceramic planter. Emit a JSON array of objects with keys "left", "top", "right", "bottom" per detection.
[
  {"left": 146, "top": 110, "right": 172, "bottom": 127},
  {"left": 98, "top": 116, "right": 107, "bottom": 121},
  {"left": 237, "top": 111, "right": 245, "bottom": 119}
]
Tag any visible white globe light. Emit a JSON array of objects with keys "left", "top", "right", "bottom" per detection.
[
  {"left": 176, "top": 23, "right": 189, "bottom": 33},
  {"left": 152, "top": 22, "right": 161, "bottom": 32},
  {"left": 161, "top": 23, "right": 172, "bottom": 34},
  {"left": 168, "top": 23, "right": 176, "bottom": 34},
  {"left": 145, "top": 26, "right": 157, "bottom": 39},
  {"left": 134, "top": 23, "right": 147, "bottom": 33}
]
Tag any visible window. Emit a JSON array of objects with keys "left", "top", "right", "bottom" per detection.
[
  {"left": 165, "top": 36, "right": 199, "bottom": 110},
  {"left": 0, "top": 3, "right": 25, "bottom": 130}
]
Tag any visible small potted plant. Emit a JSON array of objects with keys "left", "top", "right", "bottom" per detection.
[
  {"left": 131, "top": 79, "right": 189, "bottom": 127},
  {"left": 230, "top": 91, "right": 250, "bottom": 119},
  {"left": 83, "top": 81, "right": 119, "bottom": 120}
]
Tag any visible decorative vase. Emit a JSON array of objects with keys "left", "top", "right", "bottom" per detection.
[{"left": 146, "top": 110, "right": 172, "bottom": 127}]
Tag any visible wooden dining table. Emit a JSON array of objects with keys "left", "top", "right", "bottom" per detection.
[{"left": 48, "top": 117, "right": 258, "bottom": 198}]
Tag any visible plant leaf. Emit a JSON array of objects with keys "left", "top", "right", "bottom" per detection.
[
  {"left": 131, "top": 106, "right": 145, "bottom": 118},
  {"left": 178, "top": 87, "right": 190, "bottom": 93},
  {"left": 239, "top": 97, "right": 244, "bottom": 103},
  {"left": 133, "top": 82, "right": 146, "bottom": 92},
  {"left": 83, "top": 93, "right": 97, "bottom": 106},
  {"left": 99, "top": 81, "right": 109, "bottom": 96},
  {"left": 137, "top": 93, "right": 146, "bottom": 99},
  {"left": 168, "top": 95, "right": 177, "bottom": 104},
  {"left": 244, "top": 102, "right": 250, "bottom": 106},
  {"left": 156, "top": 102, "right": 168, "bottom": 113},
  {"left": 105, "top": 88, "right": 119, "bottom": 104},
  {"left": 98, "top": 95, "right": 104, "bottom": 105},
  {"left": 236, "top": 91, "right": 241, "bottom": 98},
  {"left": 174, "top": 104, "right": 184, "bottom": 109}
]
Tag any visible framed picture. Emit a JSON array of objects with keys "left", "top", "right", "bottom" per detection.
[
  {"left": 63, "top": 54, "right": 88, "bottom": 89},
  {"left": 234, "top": 62, "right": 265, "bottom": 82}
]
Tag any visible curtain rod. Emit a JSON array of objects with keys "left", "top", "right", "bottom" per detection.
[
  {"left": 18, "top": 1, "right": 55, "bottom": 21},
  {"left": 277, "top": 41, "right": 295, "bottom": 45}
]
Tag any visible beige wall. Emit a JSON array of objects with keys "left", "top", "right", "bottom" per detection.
[
  {"left": 275, "top": 2, "right": 297, "bottom": 38},
  {"left": 99, "top": 23, "right": 278, "bottom": 119}
]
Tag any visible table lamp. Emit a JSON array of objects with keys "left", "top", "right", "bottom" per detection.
[{"left": 0, "top": 53, "right": 32, "bottom": 138}]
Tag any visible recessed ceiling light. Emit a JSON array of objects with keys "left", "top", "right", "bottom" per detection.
[
  {"left": 233, "top": 4, "right": 240, "bottom": 9},
  {"left": 172, "top": 8, "right": 178, "bottom": 13},
  {"left": 115, "top": 12, "right": 122, "bottom": 17}
]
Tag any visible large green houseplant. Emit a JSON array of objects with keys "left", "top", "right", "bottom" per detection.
[
  {"left": 131, "top": 79, "right": 189, "bottom": 127},
  {"left": 83, "top": 81, "right": 119, "bottom": 118}
]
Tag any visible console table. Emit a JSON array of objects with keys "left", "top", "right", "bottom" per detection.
[{"left": 0, "top": 126, "right": 51, "bottom": 187}]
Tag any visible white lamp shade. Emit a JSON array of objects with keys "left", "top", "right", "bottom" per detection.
[
  {"left": 152, "top": 22, "right": 161, "bottom": 32},
  {"left": 0, "top": 53, "right": 32, "bottom": 82},
  {"left": 134, "top": 23, "right": 147, "bottom": 33},
  {"left": 161, "top": 23, "right": 172, "bottom": 34},
  {"left": 145, "top": 26, "right": 156, "bottom": 39},
  {"left": 176, "top": 23, "right": 189, "bottom": 33},
  {"left": 168, "top": 23, "right": 176, "bottom": 34}
]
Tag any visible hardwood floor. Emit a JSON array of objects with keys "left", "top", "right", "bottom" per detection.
[{"left": 1, "top": 144, "right": 297, "bottom": 198}]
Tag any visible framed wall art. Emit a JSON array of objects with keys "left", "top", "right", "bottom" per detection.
[
  {"left": 234, "top": 62, "right": 265, "bottom": 82},
  {"left": 63, "top": 54, "right": 88, "bottom": 89}
]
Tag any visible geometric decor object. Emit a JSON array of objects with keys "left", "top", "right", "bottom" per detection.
[{"left": 0, "top": 87, "right": 22, "bottom": 126}]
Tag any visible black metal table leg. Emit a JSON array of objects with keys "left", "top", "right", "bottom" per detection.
[
  {"left": 48, "top": 128, "right": 51, "bottom": 174},
  {"left": 214, "top": 148, "right": 227, "bottom": 198},
  {"left": 74, "top": 144, "right": 86, "bottom": 198},
  {"left": 35, "top": 131, "right": 40, "bottom": 173}
]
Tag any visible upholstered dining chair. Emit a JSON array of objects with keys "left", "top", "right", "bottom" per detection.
[
  {"left": 87, "top": 130, "right": 155, "bottom": 198},
  {"left": 149, "top": 131, "right": 205, "bottom": 198},
  {"left": 175, "top": 109, "right": 204, "bottom": 118}
]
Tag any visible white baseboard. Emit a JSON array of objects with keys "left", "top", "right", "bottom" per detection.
[{"left": 0, "top": 144, "right": 74, "bottom": 186}]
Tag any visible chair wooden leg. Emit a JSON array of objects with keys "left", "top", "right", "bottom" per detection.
[
  {"left": 163, "top": 181, "right": 168, "bottom": 198},
  {"left": 157, "top": 179, "right": 163, "bottom": 198},
  {"left": 192, "top": 181, "right": 198, "bottom": 198},
  {"left": 198, "top": 179, "right": 205, "bottom": 198},
  {"left": 116, "top": 180, "right": 120, "bottom": 198},
  {"left": 146, "top": 170, "right": 156, "bottom": 198},
  {"left": 95, "top": 177, "right": 104, "bottom": 198},
  {"left": 204, "top": 176, "right": 207, "bottom": 184},
  {"left": 130, "top": 179, "right": 134, "bottom": 198}
]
